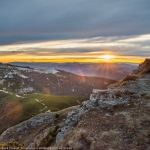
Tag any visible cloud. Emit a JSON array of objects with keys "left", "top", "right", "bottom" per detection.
[
  {"left": 0, "top": 34, "right": 150, "bottom": 58},
  {"left": 0, "top": 0, "right": 150, "bottom": 45}
]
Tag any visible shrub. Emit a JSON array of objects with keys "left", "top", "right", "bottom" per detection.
[
  {"left": 114, "top": 90, "right": 122, "bottom": 98},
  {"left": 141, "top": 93, "right": 147, "bottom": 97},
  {"left": 80, "top": 104, "right": 83, "bottom": 107},
  {"left": 39, "top": 126, "right": 61, "bottom": 147},
  {"left": 0, "top": 141, "right": 26, "bottom": 150},
  {"left": 55, "top": 114, "right": 59, "bottom": 119}
]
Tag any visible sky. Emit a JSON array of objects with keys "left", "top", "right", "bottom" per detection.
[{"left": 0, "top": 0, "right": 150, "bottom": 63}]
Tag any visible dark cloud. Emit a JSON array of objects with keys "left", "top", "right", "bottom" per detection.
[{"left": 0, "top": 0, "right": 150, "bottom": 45}]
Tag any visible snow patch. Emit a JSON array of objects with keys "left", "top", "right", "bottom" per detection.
[
  {"left": 19, "top": 87, "right": 34, "bottom": 94},
  {"left": 19, "top": 74, "right": 29, "bottom": 79},
  {"left": 16, "top": 95, "right": 25, "bottom": 98}
]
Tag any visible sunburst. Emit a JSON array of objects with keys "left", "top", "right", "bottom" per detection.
[{"left": 98, "top": 55, "right": 115, "bottom": 62}]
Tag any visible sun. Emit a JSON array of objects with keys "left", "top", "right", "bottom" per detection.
[{"left": 98, "top": 54, "right": 115, "bottom": 62}]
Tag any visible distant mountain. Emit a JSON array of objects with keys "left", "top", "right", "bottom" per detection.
[
  {"left": 10, "top": 62, "right": 138, "bottom": 80},
  {"left": 0, "top": 63, "right": 116, "bottom": 97}
]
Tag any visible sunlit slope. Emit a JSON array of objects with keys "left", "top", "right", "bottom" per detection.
[{"left": 0, "top": 91, "right": 87, "bottom": 134}]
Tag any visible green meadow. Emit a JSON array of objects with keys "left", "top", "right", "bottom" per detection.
[{"left": 0, "top": 91, "right": 88, "bottom": 134}]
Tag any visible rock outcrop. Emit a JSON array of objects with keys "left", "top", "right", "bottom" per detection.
[
  {"left": 0, "top": 110, "right": 55, "bottom": 144},
  {"left": 53, "top": 59, "right": 150, "bottom": 149},
  {"left": 0, "top": 106, "right": 78, "bottom": 147}
]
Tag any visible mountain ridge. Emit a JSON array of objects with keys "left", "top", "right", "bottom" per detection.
[
  {"left": 10, "top": 62, "right": 138, "bottom": 80},
  {"left": 0, "top": 63, "right": 116, "bottom": 97}
]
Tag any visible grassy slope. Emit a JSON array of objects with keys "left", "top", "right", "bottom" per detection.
[
  {"left": 0, "top": 91, "right": 88, "bottom": 134},
  {"left": 27, "top": 93, "right": 87, "bottom": 111}
]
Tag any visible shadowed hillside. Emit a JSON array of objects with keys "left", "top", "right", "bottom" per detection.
[{"left": 0, "top": 63, "right": 116, "bottom": 97}]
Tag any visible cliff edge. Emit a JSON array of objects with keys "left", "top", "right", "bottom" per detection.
[{"left": 53, "top": 59, "right": 150, "bottom": 150}]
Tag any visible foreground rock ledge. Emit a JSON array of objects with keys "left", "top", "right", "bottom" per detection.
[{"left": 54, "top": 59, "right": 150, "bottom": 149}]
